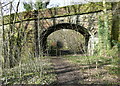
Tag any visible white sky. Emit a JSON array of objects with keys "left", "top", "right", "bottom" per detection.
[
  {"left": 1, "top": 0, "right": 26, "bottom": 15},
  {"left": 47, "top": 0, "right": 120, "bottom": 8},
  {"left": 1, "top": 0, "right": 120, "bottom": 15},
  {"left": 47, "top": 0, "right": 89, "bottom": 8}
]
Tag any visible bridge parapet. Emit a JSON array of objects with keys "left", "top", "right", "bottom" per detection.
[{"left": 1, "top": 2, "right": 114, "bottom": 25}]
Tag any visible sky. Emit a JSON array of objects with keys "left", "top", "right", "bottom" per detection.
[
  {"left": 47, "top": 0, "right": 89, "bottom": 8},
  {"left": 1, "top": 0, "right": 27, "bottom": 15},
  {"left": 47, "top": 0, "right": 120, "bottom": 8},
  {"left": 1, "top": 0, "right": 89, "bottom": 15},
  {"left": 1, "top": 0, "right": 120, "bottom": 15}
]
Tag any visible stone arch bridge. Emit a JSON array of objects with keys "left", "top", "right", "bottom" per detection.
[{"left": 1, "top": 2, "right": 120, "bottom": 56}]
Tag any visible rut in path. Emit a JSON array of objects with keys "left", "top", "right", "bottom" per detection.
[{"left": 50, "top": 56, "right": 83, "bottom": 86}]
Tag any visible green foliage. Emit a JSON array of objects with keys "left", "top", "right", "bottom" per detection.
[
  {"left": 96, "top": 2, "right": 120, "bottom": 79},
  {"left": 106, "top": 45, "right": 120, "bottom": 76},
  {"left": 23, "top": 0, "right": 44, "bottom": 11},
  {"left": 34, "top": 1, "right": 43, "bottom": 10},
  {"left": 97, "top": 15, "right": 111, "bottom": 56},
  {"left": 112, "top": 40, "right": 120, "bottom": 52},
  {"left": 64, "top": 55, "right": 111, "bottom": 66},
  {"left": 23, "top": 2, "right": 33, "bottom": 11},
  {"left": 109, "top": 67, "right": 120, "bottom": 76},
  {"left": 106, "top": 45, "right": 119, "bottom": 57},
  {"left": 97, "top": 23, "right": 119, "bottom": 79},
  {"left": 63, "top": 55, "right": 119, "bottom": 84},
  {"left": 47, "top": 29, "right": 85, "bottom": 52}
]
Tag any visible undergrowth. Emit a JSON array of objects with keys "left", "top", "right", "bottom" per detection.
[
  {"left": 1, "top": 56, "right": 56, "bottom": 85},
  {"left": 63, "top": 54, "right": 120, "bottom": 84}
]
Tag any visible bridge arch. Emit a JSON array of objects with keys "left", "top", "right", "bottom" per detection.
[{"left": 40, "top": 23, "right": 90, "bottom": 53}]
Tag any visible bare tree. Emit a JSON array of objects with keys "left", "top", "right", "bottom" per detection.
[{"left": 0, "top": 2, "right": 4, "bottom": 85}]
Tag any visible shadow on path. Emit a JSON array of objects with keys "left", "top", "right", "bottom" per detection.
[
  {"left": 47, "top": 57, "right": 83, "bottom": 86},
  {"left": 45, "top": 49, "right": 84, "bottom": 56}
]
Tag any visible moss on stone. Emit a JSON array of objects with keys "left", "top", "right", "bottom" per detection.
[{"left": 2, "top": 2, "right": 119, "bottom": 25}]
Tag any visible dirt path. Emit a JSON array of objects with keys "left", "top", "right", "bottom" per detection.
[{"left": 50, "top": 56, "right": 82, "bottom": 86}]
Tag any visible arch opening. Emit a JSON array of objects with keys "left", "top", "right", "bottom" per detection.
[{"left": 40, "top": 23, "right": 90, "bottom": 56}]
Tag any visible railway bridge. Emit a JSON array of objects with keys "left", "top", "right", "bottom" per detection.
[{"left": 1, "top": 2, "right": 119, "bottom": 56}]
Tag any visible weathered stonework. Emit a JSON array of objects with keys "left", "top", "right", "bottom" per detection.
[{"left": 0, "top": 2, "right": 120, "bottom": 55}]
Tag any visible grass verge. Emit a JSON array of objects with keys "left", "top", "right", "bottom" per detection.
[{"left": 63, "top": 55, "right": 120, "bottom": 84}]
